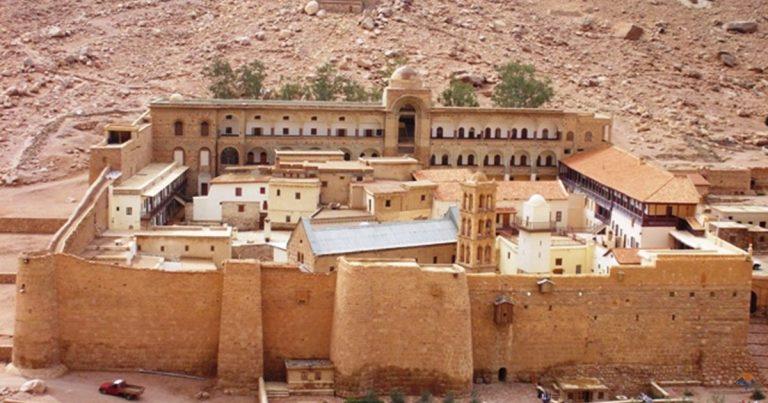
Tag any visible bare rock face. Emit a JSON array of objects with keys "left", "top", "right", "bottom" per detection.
[
  {"left": 614, "top": 22, "right": 644, "bottom": 40},
  {"left": 725, "top": 21, "right": 758, "bottom": 34},
  {"left": 304, "top": 1, "right": 319, "bottom": 16}
]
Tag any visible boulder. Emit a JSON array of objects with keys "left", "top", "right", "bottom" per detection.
[
  {"left": 360, "top": 16, "right": 375, "bottom": 31},
  {"left": 304, "top": 1, "right": 319, "bottom": 16},
  {"left": 614, "top": 22, "right": 644, "bottom": 40},
  {"left": 46, "top": 26, "right": 69, "bottom": 38},
  {"left": 20, "top": 379, "right": 46, "bottom": 395},
  {"left": 725, "top": 21, "right": 758, "bottom": 34},
  {"left": 718, "top": 51, "right": 737, "bottom": 67}
]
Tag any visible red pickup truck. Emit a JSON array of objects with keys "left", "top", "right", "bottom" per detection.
[{"left": 98, "top": 379, "right": 145, "bottom": 400}]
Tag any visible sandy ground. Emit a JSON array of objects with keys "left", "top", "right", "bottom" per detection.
[
  {"left": 0, "top": 173, "right": 87, "bottom": 218},
  {"left": 0, "top": 370, "right": 254, "bottom": 403},
  {"left": 0, "top": 234, "right": 51, "bottom": 274}
]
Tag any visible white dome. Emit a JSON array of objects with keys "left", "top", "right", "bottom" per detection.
[
  {"left": 527, "top": 194, "right": 547, "bottom": 206},
  {"left": 169, "top": 93, "right": 184, "bottom": 101}
]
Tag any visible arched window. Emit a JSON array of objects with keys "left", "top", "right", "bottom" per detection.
[
  {"left": 477, "top": 219, "right": 484, "bottom": 235},
  {"left": 458, "top": 128, "right": 465, "bottom": 139},
  {"left": 344, "top": 152, "right": 351, "bottom": 161},
  {"left": 495, "top": 128, "right": 502, "bottom": 138},
  {"left": 468, "top": 128, "right": 475, "bottom": 139},
  {"left": 485, "top": 128, "right": 492, "bottom": 139},
  {"left": 542, "top": 129, "right": 549, "bottom": 139},
  {"left": 477, "top": 246, "right": 483, "bottom": 262},
  {"left": 173, "top": 148, "right": 184, "bottom": 165},
  {"left": 467, "top": 154, "right": 475, "bottom": 166},
  {"left": 520, "top": 155, "right": 528, "bottom": 166},
  {"left": 511, "top": 128, "right": 518, "bottom": 139},
  {"left": 247, "top": 151, "right": 255, "bottom": 165},
  {"left": 436, "top": 127, "right": 444, "bottom": 138},
  {"left": 441, "top": 155, "right": 449, "bottom": 166},
  {"left": 430, "top": 155, "right": 436, "bottom": 166},
  {"left": 220, "top": 147, "right": 239, "bottom": 165},
  {"left": 457, "top": 155, "right": 464, "bottom": 166},
  {"left": 546, "top": 155, "right": 554, "bottom": 166},
  {"left": 483, "top": 155, "right": 490, "bottom": 166},
  {"left": 371, "top": 152, "right": 379, "bottom": 157},
  {"left": 199, "top": 148, "right": 210, "bottom": 168},
  {"left": 460, "top": 244, "right": 466, "bottom": 262},
  {"left": 174, "top": 121, "right": 183, "bottom": 136},
  {"left": 200, "top": 121, "right": 209, "bottom": 136},
  {"left": 566, "top": 131, "right": 574, "bottom": 141},
  {"left": 510, "top": 156, "right": 516, "bottom": 166},
  {"left": 484, "top": 245, "right": 492, "bottom": 263},
  {"left": 521, "top": 128, "right": 528, "bottom": 139},
  {"left": 479, "top": 196, "right": 485, "bottom": 209},
  {"left": 585, "top": 131, "right": 593, "bottom": 142},
  {"left": 494, "top": 155, "right": 502, "bottom": 166},
  {"left": 259, "top": 151, "right": 268, "bottom": 164},
  {"left": 360, "top": 153, "right": 366, "bottom": 158}
]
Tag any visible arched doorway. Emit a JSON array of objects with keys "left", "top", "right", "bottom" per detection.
[
  {"left": 498, "top": 367, "right": 507, "bottom": 382},
  {"left": 398, "top": 104, "right": 416, "bottom": 146},
  {"left": 751, "top": 291, "right": 758, "bottom": 314}
]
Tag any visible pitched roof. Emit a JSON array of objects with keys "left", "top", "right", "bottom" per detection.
[
  {"left": 561, "top": 145, "right": 700, "bottom": 204},
  {"left": 606, "top": 248, "right": 642, "bottom": 265},
  {"left": 412, "top": 168, "right": 475, "bottom": 182},
  {"left": 434, "top": 180, "right": 568, "bottom": 203},
  {"left": 300, "top": 208, "right": 459, "bottom": 256}
]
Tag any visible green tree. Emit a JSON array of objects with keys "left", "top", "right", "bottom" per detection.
[
  {"left": 341, "top": 78, "right": 371, "bottom": 102},
  {"left": 203, "top": 57, "right": 237, "bottom": 98},
  {"left": 309, "top": 63, "right": 344, "bottom": 101},
  {"left": 442, "top": 393, "right": 456, "bottom": 403},
  {"left": 389, "top": 389, "right": 406, "bottom": 403},
  {"left": 491, "top": 61, "right": 554, "bottom": 108},
  {"left": 417, "top": 390, "right": 433, "bottom": 403},
  {"left": 236, "top": 60, "right": 267, "bottom": 98},
  {"left": 368, "top": 86, "right": 383, "bottom": 102},
  {"left": 345, "top": 390, "right": 383, "bottom": 403},
  {"left": 439, "top": 79, "right": 480, "bottom": 107},
  {"left": 276, "top": 81, "right": 306, "bottom": 101}
]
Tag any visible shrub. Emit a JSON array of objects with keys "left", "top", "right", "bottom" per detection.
[
  {"left": 439, "top": 79, "right": 479, "bottom": 107},
  {"left": 442, "top": 392, "right": 456, "bottom": 403},
  {"left": 752, "top": 388, "right": 766, "bottom": 400},
  {"left": 470, "top": 390, "right": 481, "bottom": 403},
  {"left": 309, "top": 63, "right": 344, "bottom": 101},
  {"left": 236, "top": 60, "right": 267, "bottom": 98},
  {"left": 417, "top": 390, "right": 433, "bottom": 403},
  {"left": 203, "top": 57, "right": 237, "bottom": 98},
  {"left": 491, "top": 61, "right": 554, "bottom": 108},
  {"left": 345, "top": 390, "right": 383, "bottom": 403},
  {"left": 341, "top": 78, "right": 372, "bottom": 102},
  {"left": 389, "top": 389, "right": 406, "bottom": 403},
  {"left": 276, "top": 81, "right": 307, "bottom": 101}
]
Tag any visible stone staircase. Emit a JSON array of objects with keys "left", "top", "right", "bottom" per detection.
[{"left": 264, "top": 382, "right": 290, "bottom": 398}]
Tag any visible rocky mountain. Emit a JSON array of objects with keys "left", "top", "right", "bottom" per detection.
[{"left": 1, "top": 0, "right": 766, "bottom": 185}]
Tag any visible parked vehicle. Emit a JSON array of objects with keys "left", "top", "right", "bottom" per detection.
[{"left": 98, "top": 379, "right": 145, "bottom": 400}]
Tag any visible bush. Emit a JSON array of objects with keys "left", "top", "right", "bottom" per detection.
[
  {"left": 417, "top": 390, "right": 433, "bottom": 403},
  {"left": 309, "top": 63, "right": 344, "bottom": 101},
  {"left": 345, "top": 390, "right": 383, "bottom": 403},
  {"left": 389, "top": 389, "right": 406, "bottom": 403},
  {"left": 753, "top": 388, "right": 766, "bottom": 400},
  {"left": 203, "top": 57, "right": 237, "bottom": 98},
  {"left": 470, "top": 390, "right": 481, "bottom": 403},
  {"left": 341, "top": 78, "right": 372, "bottom": 102},
  {"left": 491, "top": 61, "right": 554, "bottom": 108},
  {"left": 276, "top": 81, "right": 307, "bottom": 101},
  {"left": 442, "top": 392, "right": 456, "bottom": 403},
  {"left": 203, "top": 58, "right": 266, "bottom": 99},
  {"left": 439, "top": 79, "right": 479, "bottom": 107}
]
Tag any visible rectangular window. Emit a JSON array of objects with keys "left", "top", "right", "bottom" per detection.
[
  {"left": 277, "top": 189, "right": 281, "bottom": 196},
  {"left": 385, "top": 199, "right": 391, "bottom": 208},
  {"left": 252, "top": 127, "right": 262, "bottom": 136},
  {"left": 184, "top": 245, "right": 189, "bottom": 252},
  {"left": 238, "top": 204, "right": 245, "bottom": 213},
  {"left": 311, "top": 128, "right": 318, "bottom": 135},
  {"left": 295, "top": 192, "right": 301, "bottom": 200},
  {"left": 260, "top": 187, "right": 265, "bottom": 194},
  {"left": 126, "top": 207, "right": 133, "bottom": 216},
  {"left": 376, "top": 129, "right": 383, "bottom": 136},
  {"left": 210, "top": 245, "right": 215, "bottom": 252},
  {"left": 364, "top": 129, "right": 373, "bottom": 137},
  {"left": 160, "top": 246, "right": 165, "bottom": 252},
  {"left": 337, "top": 128, "right": 347, "bottom": 137},
  {"left": 555, "top": 258, "right": 563, "bottom": 266},
  {"left": 225, "top": 127, "right": 233, "bottom": 134},
  {"left": 555, "top": 211, "right": 562, "bottom": 222},
  {"left": 314, "top": 371, "right": 322, "bottom": 380},
  {"left": 235, "top": 187, "right": 242, "bottom": 197},
  {"left": 282, "top": 127, "right": 289, "bottom": 135},
  {"left": 321, "top": 181, "right": 328, "bottom": 188},
  {"left": 576, "top": 264, "right": 582, "bottom": 274},
  {"left": 421, "top": 194, "right": 426, "bottom": 202},
  {"left": 285, "top": 215, "right": 291, "bottom": 223}
]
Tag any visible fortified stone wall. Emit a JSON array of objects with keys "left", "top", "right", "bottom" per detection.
[
  {"left": 331, "top": 259, "right": 473, "bottom": 397},
  {"left": 260, "top": 264, "right": 336, "bottom": 381},
  {"left": 467, "top": 254, "right": 754, "bottom": 393},
  {"left": 753, "top": 275, "right": 768, "bottom": 316},
  {"left": 90, "top": 123, "right": 153, "bottom": 185},
  {"left": 0, "top": 218, "right": 66, "bottom": 234},
  {"left": 702, "top": 168, "right": 753, "bottom": 195}
]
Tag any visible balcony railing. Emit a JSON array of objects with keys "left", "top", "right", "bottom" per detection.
[{"left": 513, "top": 217, "right": 557, "bottom": 232}]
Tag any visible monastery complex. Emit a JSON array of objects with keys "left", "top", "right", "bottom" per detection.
[{"left": 10, "top": 67, "right": 768, "bottom": 401}]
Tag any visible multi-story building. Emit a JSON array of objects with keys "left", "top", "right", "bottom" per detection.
[
  {"left": 111, "top": 66, "right": 610, "bottom": 199},
  {"left": 559, "top": 145, "right": 700, "bottom": 249},
  {"left": 191, "top": 172, "right": 269, "bottom": 229}
]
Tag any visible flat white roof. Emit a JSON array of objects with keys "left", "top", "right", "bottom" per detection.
[{"left": 711, "top": 205, "right": 768, "bottom": 214}]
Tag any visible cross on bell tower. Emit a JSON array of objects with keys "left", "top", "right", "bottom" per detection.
[{"left": 457, "top": 172, "right": 498, "bottom": 273}]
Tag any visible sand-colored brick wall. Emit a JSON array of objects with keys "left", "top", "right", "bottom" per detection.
[
  {"left": 53, "top": 254, "right": 223, "bottom": 375},
  {"left": 0, "top": 218, "right": 65, "bottom": 234},
  {"left": 313, "top": 243, "right": 457, "bottom": 272},
  {"left": 753, "top": 275, "right": 768, "bottom": 316},
  {"left": 260, "top": 264, "right": 336, "bottom": 381},
  {"left": 702, "top": 168, "right": 753, "bottom": 195},
  {"left": 467, "top": 254, "right": 754, "bottom": 392},
  {"left": 217, "top": 260, "right": 263, "bottom": 386},
  {"left": 221, "top": 201, "right": 261, "bottom": 230},
  {"left": 751, "top": 167, "right": 768, "bottom": 193},
  {"left": 331, "top": 259, "right": 473, "bottom": 397}
]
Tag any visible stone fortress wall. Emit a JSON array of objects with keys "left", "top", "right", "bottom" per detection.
[{"left": 14, "top": 249, "right": 756, "bottom": 395}]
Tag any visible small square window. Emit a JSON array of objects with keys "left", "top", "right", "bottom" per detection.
[
  {"left": 283, "top": 115, "right": 289, "bottom": 121},
  {"left": 126, "top": 207, "right": 133, "bottom": 216},
  {"left": 555, "top": 258, "right": 563, "bottom": 266},
  {"left": 260, "top": 187, "right": 265, "bottom": 194},
  {"left": 421, "top": 194, "right": 426, "bottom": 201},
  {"left": 185, "top": 245, "right": 189, "bottom": 252},
  {"left": 277, "top": 189, "right": 281, "bottom": 196},
  {"left": 311, "top": 128, "right": 318, "bottom": 135},
  {"left": 238, "top": 204, "right": 245, "bottom": 212},
  {"left": 311, "top": 116, "right": 318, "bottom": 121},
  {"left": 321, "top": 181, "right": 328, "bottom": 187},
  {"left": 282, "top": 128, "right": 289, "bottom": 135},
  {"left": 254, "top": 115, "right": 261, "bottom": 120},
  {"left": 225, "top": 114, "right": 233, "bottom": 120},
  {"left": 295, "top": 192, "right": 301, "bottom": 200},
  {"left": 285, "top": 215, "right": 291, "bottom": 223},
  {"left": 339, "top": 116, "right": 346, "bottom": 121},
  {"left": 235, "top": 187, "right": 242, "bottom": 196},
  {"left": 210, "top": 245, "right": 215, "bottom": 252},
  {"left": 160, "top": 246, "right": 165, "bottom": 252},
  {"left": 385, "top": 199, "right": 391, "bottom": 207}
]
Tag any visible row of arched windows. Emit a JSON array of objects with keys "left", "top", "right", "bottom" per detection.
[
  {"left": 174, "top": 121, "right": 209, "bottom": 137},
  {"left": 432, "top": 127, "right": 557, "bottom": 140},
  {"left": 458, "top": 244, "right": 493, "bottom": 265},
  {"left": 430, "top": 153, "right": 555, "bottom": 167}
]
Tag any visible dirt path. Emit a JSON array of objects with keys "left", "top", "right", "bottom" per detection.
[{"left": 0, "top": 173, "right": 88, "bottom": 219}]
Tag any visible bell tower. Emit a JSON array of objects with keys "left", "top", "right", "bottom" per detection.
[{"left": 456, "top": 172, "right": 498, "bottom": 273}]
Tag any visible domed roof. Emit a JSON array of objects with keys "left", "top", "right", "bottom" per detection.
[
  {"left": 169, "top": 93, "right": 184, "bottom": 101},
  {"left": 527, "top": 194, "right": 547, "bottom": 206},
  {"left": 468, "top": 172, "right": 488, "bottom": 182},
  {"left": 390, "top": 65, "right": 420, "bottom": 81}
]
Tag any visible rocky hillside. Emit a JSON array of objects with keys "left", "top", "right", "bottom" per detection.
[{"left": 1, "top": 0, "right": 766, "bottom": 185}]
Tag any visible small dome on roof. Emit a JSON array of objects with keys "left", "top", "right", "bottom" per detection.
[
  {"left": 390, "top": 65, "right": 420, "bottom": 81},
  {"left": 169, "top": 93, "right": 184, "bottom": 101},
  {"left": 469, "top": 172, "right": 488, "bottom": 182},
  {"left": 527, "top": 194, "right": 547, "bottom": 206}
]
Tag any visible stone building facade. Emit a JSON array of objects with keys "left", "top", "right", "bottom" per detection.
[{"left": 145, "top": 66, "right": 610, "bottom": 197}]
